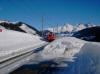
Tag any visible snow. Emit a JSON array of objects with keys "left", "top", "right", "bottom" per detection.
[
  {"left": 29, "top": 37, "right": 100, "bottom": 74},
  {"left": 19, "top": 24, "right": 36, "bottom": 35},
  {"left": 0, "top": 20, "right": 10, "bottom": 24},
  {"left": 1, "top": 37, "right": 85, "bottom": 73},
  {"left": 0, "top": 25, "right": 5, "bottom": 30},
  {"left": 26, "top": 36, "right": 100, "bottom": 72},
  {"left": 1, "top": 27, "right": 100, "bottom": 74},
  {"left": 59, "top": 42, "right": 100, "bottom": 74},
  {"left": 64, "top": 24, "right": 73, "bottom": 32},
  {"left": 79, "top": 42, "right": 100, "bottom": 58},
  {"left": 73, "top": 24, "right": 86, "bottom": 32},
  {"left": 25, "top": 37, "right": 86, "bottom": 67},
  {"left": 45, "top": 24, "right": 73, "bottom": 33},
  {"left": 0, "top": 52, "right": 35, "bottom": 74},
  {"left": 39, "top": 37, "right": 86, "bottom": 60},
  {"left": 81, "top": 42, "right": 100, "bottom": 74},
  {"left": 0, "top": 20, "right": 8, "bottom": 23},
  {"left": 0, "top": 30, "right": 47, "bottom": 62},
  {"left": 57, "top": 24, "right": 73, "bottom": 33},
  {"left": 0, "top": 20, "right": 39, "bottom": 35},
  {"left": 45, "top": 23, "right": 95, "bottom": 34},
  {"left": 1, "top": 35, "right": 100, "bottom": 73},
  {"left": 84, "top": 36, "right": 96, "bottom": 40}
]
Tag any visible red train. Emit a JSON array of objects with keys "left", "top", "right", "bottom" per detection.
[
  {"left": 45, "top": 32, "right": 56, "bottom": 41},
  {"left": 0, "top": 28, "right": 2, "bottom": 32}
]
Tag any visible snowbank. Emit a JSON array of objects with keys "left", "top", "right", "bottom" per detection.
[
  {"left": 80, "top": 42, "right": 100, "bottom": 56},
  {"left": 39, "top": 37, "right": 100, "bottom": 74},
  {"left": 60, "top": 42, "right": 100, "bottom": 74},
  {"left": 25, "top": 37, "right": 86, "bottom": 67},
  {"left": 76, "top": 42, "right": 100, "bottom": 74},
  {"left": 40, "top": 37, "right": 85, "bottom": 59},
  {"left": 0, "top": 30, "right": 46, "bottom": 62},
  {"left": 2, "top": 36, "right": 100, "bottom": 74}
]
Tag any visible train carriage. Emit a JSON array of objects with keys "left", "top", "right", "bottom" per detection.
[{"left": 45, "top": 32, "right": 56, "bottom": 41}]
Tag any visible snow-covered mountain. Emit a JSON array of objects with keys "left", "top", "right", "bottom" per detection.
[
  {"left": 73, "top": 23, "right": 95, "bottom": 32},
  {"left": 44, "top": 23, "right": 95, "bottom": 34},
  {"left": 0, "top": 20, "right": 40, "bottom": 35},
  {"left": 45, "top": 24, "right": 73, "bottom": 33}
]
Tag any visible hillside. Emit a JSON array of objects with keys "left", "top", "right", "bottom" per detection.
[
  {"left": 0, "top": 20, "right": 40, "bottom": 35},
  {"left": 73, "top": 26, "right": 100, "bottom": 42}
]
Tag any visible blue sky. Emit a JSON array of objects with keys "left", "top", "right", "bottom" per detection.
[{"left": 0, "top": 0, "right": 100, "bottom": 30}]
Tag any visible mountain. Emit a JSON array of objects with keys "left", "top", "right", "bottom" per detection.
[
  {"left": 59, "top": 24, "right": 73, "bottom": 33},
  {"left": 44, "top": 24, "right": 73, "bottom": 34},
  {"left": 73, "top": 26, "right": 100, "bottom": 42},
  {"left": 44, "top": 23, "right": 95, "bottom": 35},
  {"left": 0, "top": 20, "right": 40, "bottom": 35},
  {"left": 73, "top": 23, "right": 95, "bottom": 32}
]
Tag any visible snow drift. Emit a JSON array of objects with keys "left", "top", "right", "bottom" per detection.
[
  {"left": 77, "top": 42, "right": 100, "bottom": 74},
  {"left": 0, "top": 29, "right": 46, "bottom": 62},
  {"left": 40, "top": 37, "right": 85, "bottom": 60},
  {"left": 61, "top": 42, "right": 100, "bottom": 74},
  {"left": 26, "top": 37, "right": 86, "bottom": 67},
  {"left": 1, "top": 36, "right": 100, "bottom": 74}
]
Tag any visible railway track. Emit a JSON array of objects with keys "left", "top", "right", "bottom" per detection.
[{"left": 0, "top": 43, "right": 48, "bottom": 74}]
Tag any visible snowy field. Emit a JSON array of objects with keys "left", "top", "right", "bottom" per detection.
[
  {"left": 20, "top": 37, "right": 100, "bottom": 74},
  {"left": 20, "top": 37, "right": 87, "bottom": 67},
  {"left": 51, "top": 42, "right": 100, "bottom": 74},
  {"left": 0, "top": 29, "right": 47, "bottom": 62},
  {"left": 0, "top": 30, "right": 100, "bottom": 74}
]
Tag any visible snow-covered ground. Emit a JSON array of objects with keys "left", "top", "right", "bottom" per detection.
[
  {"left": 0, "top": 29, "right": 47, "bottom": 62},
  {"left": 53, "top": 42, "right": 100, "bottom": 74},
  {"left": 40, "top": 37, "right": 86, "bottom": 60},
  {"left": 25, "top": 36, "right": 100, "bottom": 70},
  {"left": 24, "top": 37, "right": 86, "bottom": 67},
  {"left": 74, "top": 42, "right": 100, "bottom": 74},
  {"left": 39, "top": 37, "right": 100, "bottom": 74},
  {"left": 1, "top": 30, "right": 100, "bottom": 74},
  {"left": 0, "top": 37, "right": 86, "bottom": 73}
]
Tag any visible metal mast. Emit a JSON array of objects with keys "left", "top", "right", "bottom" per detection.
[
  {"left": 57, "top": 24, "right": 58, "bottom": 34},
  {"left": 42, "top": 15, "right": 44, "bottom": 37}
]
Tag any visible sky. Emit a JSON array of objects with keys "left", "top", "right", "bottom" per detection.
[{"left": 0, "top": 0, "right": 100, "bottom": 30}]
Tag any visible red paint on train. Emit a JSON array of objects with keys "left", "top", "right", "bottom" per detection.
[{"left": 45, "top": 32, "right": 56, "bottom": 41}]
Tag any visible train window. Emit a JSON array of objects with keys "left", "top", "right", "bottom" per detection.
[{"left": 49, "top": 34, "right": 52, "bottom": 37}]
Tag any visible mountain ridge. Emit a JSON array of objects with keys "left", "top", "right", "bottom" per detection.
[
  {"left": 0, "top": 20, "right": 40, "bottom": 35},
  {"left": 44, "top": 23, "right": 96, "bottom": 34}
]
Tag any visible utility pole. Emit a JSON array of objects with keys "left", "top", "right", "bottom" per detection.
[
  {"left": 57, "top": 24, "right": 58, "bottom": 34},
  {"left": 53, "top": 26, "right": 54, "bottom": 33},
  {"left": 42, "top": 15, "right": 44, "bottom": 37}
]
